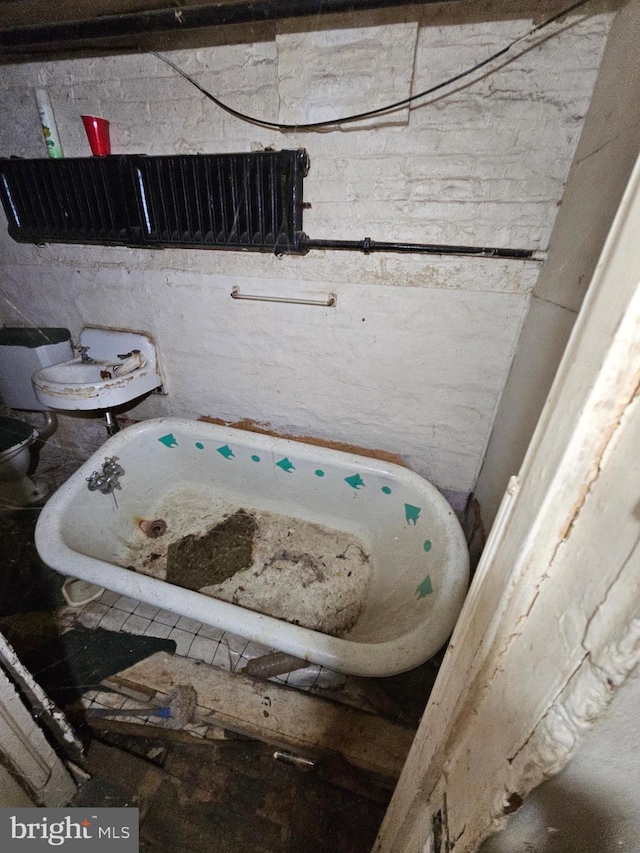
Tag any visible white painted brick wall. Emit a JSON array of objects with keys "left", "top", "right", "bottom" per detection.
[
  {"left": 276, "top": 21, "right": 418, "bottom": 127},
  {"left": 0, "top": 2, "right": 613, "bottom": 495}
]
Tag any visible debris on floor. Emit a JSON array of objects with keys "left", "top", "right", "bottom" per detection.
[
  {"left": 3, "top": 624, "right": 177, "bottom": 706},
  {"left": 74, "top": 737, "right": 387, "bottom": 853},
  {"left": 0, "top": 505, "right": 444, "bottom": 851}
]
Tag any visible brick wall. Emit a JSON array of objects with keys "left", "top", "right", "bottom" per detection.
[{"left": 0, "top": 1, "right": 612, "bottom": 498}]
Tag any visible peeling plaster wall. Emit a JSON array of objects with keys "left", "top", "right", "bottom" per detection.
[
  {"left": 475, "top": 0, "right": 640, "bottom": 527},
  {"left": 481, "top": 665, "right": 640, "bottom": 853},
  {"left": 0, "top": 1, "right": 612, "bottom": 498}
]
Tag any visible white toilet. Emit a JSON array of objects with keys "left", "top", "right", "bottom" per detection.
[{"left": 0, "top": 327, "right": 73, "bottom": 508}]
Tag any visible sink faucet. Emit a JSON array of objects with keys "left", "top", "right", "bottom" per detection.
[
  {"left": 73, "top": 344, "right": 94, "bottom": 363},
  {"left": 87, "top": 456, "right": 124, "bottom": 494}
]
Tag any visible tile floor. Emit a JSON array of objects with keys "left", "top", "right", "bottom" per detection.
[
  {"left": 70, "top": 588, "right": 345, "bottom": 691},
  {"left": 64, "top": 587, "right": 351, "bottom": 736},
  {"left": 71, "top": 587, "right": 435, "bottom": 737}
]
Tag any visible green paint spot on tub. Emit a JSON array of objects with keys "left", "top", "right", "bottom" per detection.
[
  {"left": 416, "top": 576, "right": 433, "bottom": 598},
  {"left": 251, "top": 455, "right": 261, "bottom": 462},
  {"left": 405, "top": 504, "right": 421, "bottom": 525},
  {"left": 381, "top": 486, "right": 392, "bottom": 495},
  {"left": 159, "top": 433, "right": 178, "bottom": 448},
  {"left": 423, "top": 540, "right": 432, "bottom": 552},
  {"left": 345, "top": 473, "right": 365, "bottom": 490},
  {"left": 217, "top": 444, "right": 235, "bottom": 459},
  {"left": 195, "top": 442, "right": 204, "bottom": 450},
  {"left": 315, "top": 469, "right": 325, "bottom": 477},
  {"left": 276, "top": 457, "right": 295, "bottom": 473}
]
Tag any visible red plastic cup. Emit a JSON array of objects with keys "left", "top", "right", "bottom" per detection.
[{"left": 81, "top": 115, "right": 110, "bottom": 156}]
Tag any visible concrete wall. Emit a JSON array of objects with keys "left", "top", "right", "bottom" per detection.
[
  {"left": 475, "top": 0, "right": 640, "bottom": 528},
  {"left": 0, "top": 1, "right": 612, "bottom": 502}
]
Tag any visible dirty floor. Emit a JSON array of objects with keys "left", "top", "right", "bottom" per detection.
[
  {"left": 73, "top": 735, "right": 386, "bottom": 853},
  {"left": 0, "top": 504, "right": 443, "bottom": 852}
]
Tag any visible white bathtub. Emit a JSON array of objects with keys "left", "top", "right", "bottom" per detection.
[{"left": 35, "top": 418, "right": 469, "bottom": 677}]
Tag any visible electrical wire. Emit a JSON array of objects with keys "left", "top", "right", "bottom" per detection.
[{"left": 150, "top": 0, "right": 592, "bottom": 132}]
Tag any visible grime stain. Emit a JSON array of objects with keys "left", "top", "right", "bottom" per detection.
[
  {"left": 345, "top": 474, "right": 365, "bottom": 490},
  {"left": 217, "top": 444, "right": 235, "bottom": 459},
  {"left": 423, "top": 540, "right": 432, "bottom": 552},
  {"left": 258, "top": 550, "right": 326, "bottom": 588},
  {"left": 276, "top": 457, "right": 295, "bottom": 473},
  {"left": 251, "top": 455, "right": 261, "bottom": 462},
  {"left": 405, "top": 504, "right": 421, "bottom": 525},
  {"left": 158, "top": 433, "right": 178, "bottom": 448},
  {"left": 381, "top": 486, "right": 392, "bottom": 495},
  {"left": 416, "top": 575, "right": 433, "bottom": 598},
  {"left": 315, "top": 469, "right": 325, "bottom": 477},
  {"left": 125, "top": 488, "right": 374, "bottom": 638},
  {"left": 195, "top": 442, "right": 204, "bottom": 450},
  {"left": 166, "top": 509, "right": 257, "bottom": 591}
]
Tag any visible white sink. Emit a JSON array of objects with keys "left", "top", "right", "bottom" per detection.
[{"left": 32, "top": 327, "right": 162, "bottom": 411}]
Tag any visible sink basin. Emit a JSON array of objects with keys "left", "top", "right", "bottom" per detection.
[
  {"left": 32, "top": 327, "right": 162, "bottom": 411},
  {"left": 37, "top": 362, "right": 124, "bottom": 384}
]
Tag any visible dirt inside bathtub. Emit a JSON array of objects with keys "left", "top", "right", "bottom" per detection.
[
  {"left": 123, "top": 487, "right": 373, "bottom": 637},
  {"left": 166, "top": 509, "right": 257, "bottom": 590}
]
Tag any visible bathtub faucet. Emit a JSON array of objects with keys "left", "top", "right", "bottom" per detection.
[{"left": 86, "top": 456, "right": 124, "bottom": 494}]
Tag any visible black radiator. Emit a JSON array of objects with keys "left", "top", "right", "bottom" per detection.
[{"left": 0, "top": 149, "right": 309, "bottom": 254}]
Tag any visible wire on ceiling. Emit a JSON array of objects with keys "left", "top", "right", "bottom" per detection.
[{"left": 150, "top": 0, "right": 592, "bottom": 132}]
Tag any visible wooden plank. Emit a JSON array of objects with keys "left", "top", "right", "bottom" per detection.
[
  {"left": 198, "top": 416, "right": 408, "bottom": 468},
  {"left": 105, "top": 652, "right": 415, "bottom": 781},
  {"left": 86, "top": 717, "right": 228, "bottom": 745}
]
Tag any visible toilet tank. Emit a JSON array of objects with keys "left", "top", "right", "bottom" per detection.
[{"left": 0, "top": 327, "right": 72, "bottom": 411}]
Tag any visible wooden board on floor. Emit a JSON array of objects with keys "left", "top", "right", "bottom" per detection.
[{"left": 105, "top": 652, "right": 415, "bottom": 781}]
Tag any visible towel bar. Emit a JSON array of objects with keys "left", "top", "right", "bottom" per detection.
[{"left": 231, "top": 286, "right": 336, "bottom": 307}]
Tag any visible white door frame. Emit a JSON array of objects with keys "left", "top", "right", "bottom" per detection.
[
  {"left": 0, "top": 657, "right": 76, "bottom": 807},
  {"left": 375, "top": 155, "right": 640, "bottom": 852}
]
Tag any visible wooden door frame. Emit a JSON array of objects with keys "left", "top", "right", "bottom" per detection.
[{"left": 375, "top": 156, "right": 640, "bottom": 852}]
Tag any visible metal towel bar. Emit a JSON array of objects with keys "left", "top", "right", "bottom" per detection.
[{"left": 231, "top": 286, "right": 336, "bottom": 307}]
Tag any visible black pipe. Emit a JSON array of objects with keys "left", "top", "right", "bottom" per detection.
[
  {"left": 0, "top": 0, "right": 455, "bottom": 50},
  {"left": 303, "top": 237, "right": 536, "bottom": 260},
  {"left": 104, "top": 410, "right": 119, "bottom": 436}
]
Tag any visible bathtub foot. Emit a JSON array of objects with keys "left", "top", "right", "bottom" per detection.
[
  {"left": 242, "top": 652, "right": 309, "bottom": 680},
  {"left": 61, "top": 577, "right": 105, "bottom": 607}
]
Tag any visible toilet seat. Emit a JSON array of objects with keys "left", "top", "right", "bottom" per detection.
[{"left": 0, "top": 416, "right": 36, "bottom": 460}]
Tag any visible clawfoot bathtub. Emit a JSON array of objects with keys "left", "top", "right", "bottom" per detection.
[{"left": 36, "top": 419, "right": 469, "bottom": 677}]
